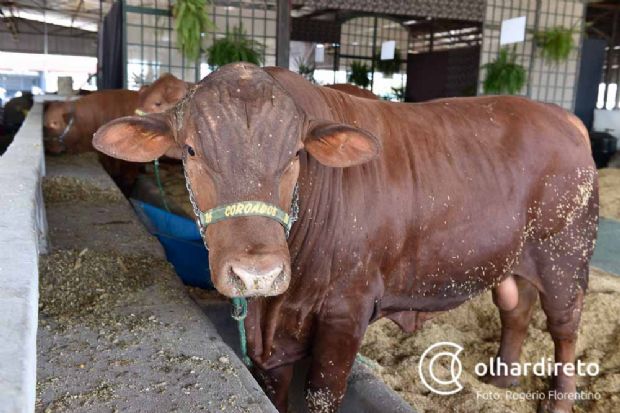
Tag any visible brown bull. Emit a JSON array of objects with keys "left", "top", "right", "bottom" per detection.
[
  {"left": 136, "top": 73, "right": 191, "bottom": 114},
  {"left": 44, "top": 89, "right": 142, "bottom": 193},
  {"left": 93, "top": 63, "right": 598, "bottom": 413},
  {"left": 136, "top": 73, "right": 377, "bottom": 115}
]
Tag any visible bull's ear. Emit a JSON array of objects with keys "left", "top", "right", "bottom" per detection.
[
  {"left": 93, "top": 113, "right": 181, "bottom": 162},
  {"left": 304, "top": 120, "right": 381, "bottom": 167}
]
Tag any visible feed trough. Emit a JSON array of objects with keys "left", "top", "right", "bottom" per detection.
[{"left": 131, "top": 199, "right": 213, "bottom": 289}]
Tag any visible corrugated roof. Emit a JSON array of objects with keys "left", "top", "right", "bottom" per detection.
[{"left": 0, "top": 0, "right": 112, "bottom": 32}]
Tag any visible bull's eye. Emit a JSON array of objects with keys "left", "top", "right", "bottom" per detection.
[
  {"left": 154, "top": 102, "right": 162, "bottom": 107},
  {"left": 186, "top": 145, "right": 196, "bottom": 156}
]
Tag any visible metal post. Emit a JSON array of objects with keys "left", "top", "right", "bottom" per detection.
[
  {"left": 603, "top": 9, "right": 618, "bottom": 107},
  {"left": 370, "top": 16, "right": 377, "bottom": 91},
  {"left": 43, "top": 0, "right": 48, "bottom": 92},
  {"left": 276, "top": 0, "right": 290, "bottom": 68},
  {"left": 429, "top": 20, "right": 434, "bottom": 53},
  {"left": 527, "top": 0, "right": 542, "bottom": 98},
  {"left": 333, "top": 43, "right": 338, "bottom": 84}
]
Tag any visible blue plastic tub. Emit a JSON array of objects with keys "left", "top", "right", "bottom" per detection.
[{"left": 131, "top": 199, "right": 213, "bottom": 289}]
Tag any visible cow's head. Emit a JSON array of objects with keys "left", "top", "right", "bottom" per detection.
[
  {"left": 94, "top": 63, "right": 380, "bottom": 297},
  {"left": 43, "top": 101, "right": 71, "bottom": 154},
  {"left": 137, "top": 73, "right": 189, "bottom": 114}
]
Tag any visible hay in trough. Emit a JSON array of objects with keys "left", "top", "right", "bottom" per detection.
[
  {"left": 43, "top": 153, "right": 124, "bottom": 203},
  {"left": 39, "top": 249, "right": 172, "bottom": 325},
  {"left": 360, "top": 267, "right": 620, "bottom": 413},
  {"left": 43, "top": 176, "right": 124, "bottom": 203}
]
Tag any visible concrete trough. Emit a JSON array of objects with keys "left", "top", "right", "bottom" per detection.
[{"left": 0, "top": 102, "right": 46, "bottom": 413}]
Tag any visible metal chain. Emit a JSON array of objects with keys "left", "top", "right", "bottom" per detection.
[
  {"left": 57, "top": 113, "right": 75, "bottom": 144},
  {"left": 182, "top": 154, "right": 207, "bottom": 243},
  {"left": 287, "top": 183, "right": 300, "bottom": 238}
]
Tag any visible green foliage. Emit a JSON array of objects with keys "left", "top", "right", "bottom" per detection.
[
  {"left": 374, "top": 48, "right": 402, "bottom": 76},
  {"left": 206, "top": 25, "right": 264, "bottom": 69},
  {"left": 173, "top": 0, "right": 214, "bottom": 61},
  {"left": 483, "top": 48, "right": 527, "bottom": 95},
  {"left": 347, "top": 61, "right": 371, "bottom": 89},
  {"left": 390, "top": 86, "right": 405, "bottom": 101},
  {"left": 295, "top": 57, "right": 315, "bottom": 82},
  {"left": 534, "top": 26, "right": 576, "bottom": 64}
]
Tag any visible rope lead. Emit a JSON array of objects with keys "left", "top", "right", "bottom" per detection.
[
  {"left": 153, "top": 158, "right": 170, "bottom": 212},
  {"left": 231, "top": 297, "right": 252, "bottom": 367}
]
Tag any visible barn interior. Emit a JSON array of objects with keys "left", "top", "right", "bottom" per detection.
[{"left": 1, "top": 1, "right": 620, "bottom": 413}]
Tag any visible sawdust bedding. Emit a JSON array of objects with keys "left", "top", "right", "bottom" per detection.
[
  {"left": 360, "top": 267, "right": 620, "bottom": 413},
  {"left": 598, "top": 168, "right": 620, "bottom": 221}
]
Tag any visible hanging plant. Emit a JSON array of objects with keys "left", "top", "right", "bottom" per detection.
[
  {"left": 173, "top": 0, "right": 214, "bottom": 61},
  {"left": 206, "top": 25, "right": 265, "bottom": 69},
  {"left": 347, "top": 61, "right": 371, "bottom": 89},
  {"left": 483, "top": 47, "right": 527, "bottom": 95},
  {"left": 374, "top": 48, "right": 402, "bottom": 77},
  {"left": 295, "top": 57, "right": 315, "bottom": 83},
  {"left": 534, "top": 26, "right": 576, "bottom": 64},
  {"left": 391, "top": 86, "right": 405, "bottom": 101}
]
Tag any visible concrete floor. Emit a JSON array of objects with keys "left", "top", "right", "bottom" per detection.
[{"left": 591, "top": 217, "right": 620, "bottom": 275}]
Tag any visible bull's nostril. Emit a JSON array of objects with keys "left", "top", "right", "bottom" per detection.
[
  {"left": 229, "top": 263, "right": 284, "bottom": 295},
  {"left": 227, "top": 266, "right": 247, "bottom": 295},
  {"left": 270, "top": 269, "right": 287, "bottom": 291}
]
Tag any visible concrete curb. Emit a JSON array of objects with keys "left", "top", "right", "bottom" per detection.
[
  {"left": 343, "top": 362, "right": 416, "bottom": 413},
  {"left": 0, "top": 103, "right": 47, "bottom": 413}
]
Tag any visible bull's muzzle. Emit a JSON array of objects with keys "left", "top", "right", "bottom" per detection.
[{"left": 218, "top": 253, "right": 290, "bottom": 297}]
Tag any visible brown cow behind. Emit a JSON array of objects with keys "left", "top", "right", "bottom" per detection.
[
  {"left": 136, "top": 73, "right": 191, "bottom": 114},
  {"left": 44, "top": 89, "right": 142, "bottom": 194},
  {"left": 94, "top": 64, "right": 597, "bottom": 413}
]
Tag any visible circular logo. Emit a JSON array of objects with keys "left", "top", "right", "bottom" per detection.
[{"left": 418, "top": 341, "right": 464, "bottom": 395}]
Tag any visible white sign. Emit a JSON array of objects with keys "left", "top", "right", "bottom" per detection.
[
  {"left": 500, "top": 16, "right": 527, "bottom": 45},
  {"left": 315, "top": 44, "right": 325, "bottom": 63},
  {"left": 380, "top": 40, "right": 396, "bottom": 60}
]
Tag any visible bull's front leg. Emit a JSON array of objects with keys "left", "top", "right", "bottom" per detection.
[
  {"left": 304, "top": 317, "right": 369, "bottom": 413},
  {"left": 253, "top": 363, "right": 294, "bottom": 412}
]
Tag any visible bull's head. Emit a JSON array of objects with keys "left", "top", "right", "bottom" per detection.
[
  {"left": 136, "top": 73, "right": 190, "bottom": 114},
  {"left": 94, "top": 63, "right": 380, "bottom": 297},
  {"left": 43, "top": 101, "right": 72, "bottom": 154}
]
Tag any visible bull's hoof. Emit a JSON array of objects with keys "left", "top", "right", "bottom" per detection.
[
  {"left": 537, "top": 399, "right": 573, "bottom": 413},
  {"left": 481, "top": 373, "right": 520, "bottom": 388}
]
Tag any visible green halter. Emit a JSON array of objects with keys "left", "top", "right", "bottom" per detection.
[{"left": 198, "top": 200, "right": 292, "bottom": 233}]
